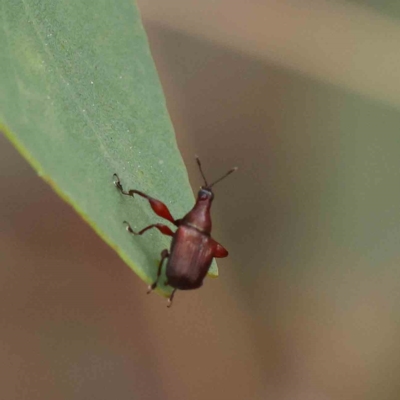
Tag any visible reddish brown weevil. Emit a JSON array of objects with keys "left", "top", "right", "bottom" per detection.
[{"left": 113, "top": 157, "right": 237, "bottom": 307}]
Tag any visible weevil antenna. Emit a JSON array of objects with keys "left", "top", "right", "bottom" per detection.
[
  {"left": 209, "top": 167, "right": 238, "bottom": 188},
  {"left": 195, "top": 156, "right": 209, "bottom": 187}
]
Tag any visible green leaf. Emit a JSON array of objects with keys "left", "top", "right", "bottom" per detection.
[{"left": 0, "top": 0, "right": 218, "bottom": 297}]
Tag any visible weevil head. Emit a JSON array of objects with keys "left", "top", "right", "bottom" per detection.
[
  {"left": 197, "top": 187, "right": 214, "bottom": 202},
  {"left": 185, "top": 157, "right": 237, "bottom": 234}
]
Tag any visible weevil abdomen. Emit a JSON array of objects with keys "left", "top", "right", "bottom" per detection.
[{"left": 166, "top": 225, "right": 214, "bottom": 290}]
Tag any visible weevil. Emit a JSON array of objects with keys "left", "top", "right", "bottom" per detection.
[{"left": 113, "top": 157, "right": 237, "bottom": 307}]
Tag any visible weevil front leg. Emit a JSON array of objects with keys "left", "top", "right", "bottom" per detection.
[
  {"left": 113, "top": 174, "right": 180, "bottom": 226},
  {"left": 147, "top": 249, "right": 169, "bottom": 294}
]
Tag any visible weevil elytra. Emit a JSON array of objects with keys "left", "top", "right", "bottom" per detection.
[{"left": 113, "top": 157, "right": 237, "bottom": 307}]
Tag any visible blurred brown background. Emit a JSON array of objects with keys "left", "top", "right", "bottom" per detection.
[{"left": 2, "top": 1, "right": 400, "bottom": 399}]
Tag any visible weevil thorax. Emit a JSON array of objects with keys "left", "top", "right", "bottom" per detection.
[{"left": 181, "top": 187, "right": 214, "bottom": 234}]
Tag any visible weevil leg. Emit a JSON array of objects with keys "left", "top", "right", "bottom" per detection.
[
  {"left": 211, "top": 239, "right": 229, "bottom": 258},
  {"left": 124, "top": 221, "right": 174, "bottom": 237},
  {"left": 113, "top": 174, "right": 180, "bottom": 226},
  {"left": 167, "top": 288, "right": 177, "bottom": 308},
  {"left": 147, "top": 249, "right": 169, "bottom": 294}
]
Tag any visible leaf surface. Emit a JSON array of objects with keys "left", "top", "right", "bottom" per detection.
[{"left": 0, "top": 0, "right": 218, "bottom": 297}]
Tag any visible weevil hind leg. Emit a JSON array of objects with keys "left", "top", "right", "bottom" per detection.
[
  {"left": 212, "top": 239, "right": 229, "bottom": 258},
  {"left": 167, "top": 288, "right": 177, "bottom": 308},
  {"left": 147, "top": 249, "right": 169, "bottom": 294}
]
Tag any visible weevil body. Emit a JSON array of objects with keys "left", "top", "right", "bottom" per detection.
[{"left": 113, "top": 157, "right": 236, "bottom": 307}]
